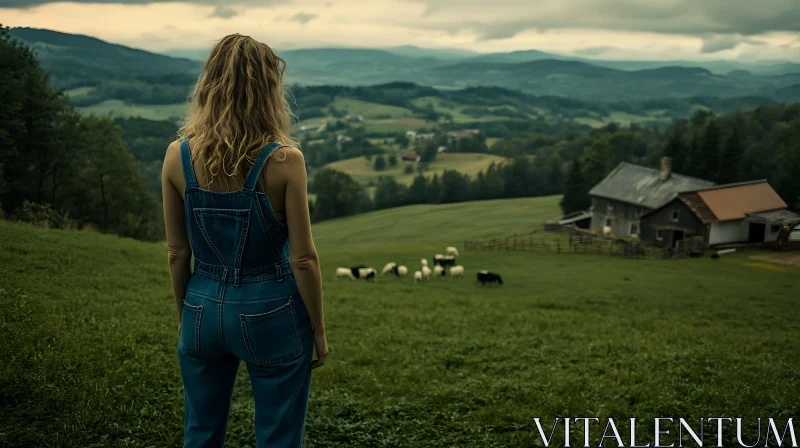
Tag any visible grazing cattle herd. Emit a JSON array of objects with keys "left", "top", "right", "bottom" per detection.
[{"left": 334, "top": 246, "right": 503, "bottom": 286}]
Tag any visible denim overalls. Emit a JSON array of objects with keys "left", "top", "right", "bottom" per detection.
[{"left": 177, "top": 139, "right": 313, "bottom": 447}]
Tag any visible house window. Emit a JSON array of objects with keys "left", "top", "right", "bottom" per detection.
[
  {"left": 630, "top": 224, "right": 639, "bottom": 235},
  {"left": 606, "top": 219, "right": 612, "bottom": 227},
  {"left": 672, "top": 210, "right": 680, "bottom": 222},
  {"left": 656, "top": 229, "right": 664, "bottom": 241}
]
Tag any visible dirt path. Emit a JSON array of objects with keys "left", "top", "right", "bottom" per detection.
[{"left": 749, "top": 252, "right": 800, "bottom": 268}]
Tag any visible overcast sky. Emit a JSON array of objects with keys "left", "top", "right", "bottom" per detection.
[{"left": 2, "top": 0, "right": 800, "bottom": 61}]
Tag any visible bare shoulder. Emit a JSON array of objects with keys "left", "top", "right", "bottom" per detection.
[
  {"left": 162, "top": 140, "right": 184, "bottom": 183},
  {"left": 274, "top": 145, "right": 305, "bottom": 165},
  {"left": 164, "top": 140, "right": 182, "bottom": 163}
]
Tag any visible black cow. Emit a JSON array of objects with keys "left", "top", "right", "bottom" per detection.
[{"left": 477, "top": 271, "right": 503, "bottom": 285}]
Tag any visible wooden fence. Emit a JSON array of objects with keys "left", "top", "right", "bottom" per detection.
[{"left": 464, "top": 227, "right": 703, "bottom": 260}]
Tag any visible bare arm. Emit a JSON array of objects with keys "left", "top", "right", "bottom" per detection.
[
  {"left": 283, "top": 147, "right": 324, "bottom": 332},
  {"left": 162, "top": 142, "right": 192, "bottom": 325}
]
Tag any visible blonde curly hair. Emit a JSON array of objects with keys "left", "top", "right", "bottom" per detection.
[{"left": 178, "top": 33, "right": 297, "bottom": 188}]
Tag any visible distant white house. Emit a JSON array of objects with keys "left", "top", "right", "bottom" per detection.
[
  {"left": 437, "top": 145, "right": 448, "bottom": 153},
  {"left": 336, "top": 134, "right": 352, "bottom": 144},
  {"left": 405, "top": 130, "right": 417, "bottom": 139},
  {"left": 345, "top": 115, "right": 363, "bottom": 122}
]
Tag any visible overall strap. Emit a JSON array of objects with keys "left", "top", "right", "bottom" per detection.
[
  {"left": 243, "top": 142, "right": 283, "bottom": 192},
  {"left": 180, "top": 139, "right": 198, "bottom": 188}
]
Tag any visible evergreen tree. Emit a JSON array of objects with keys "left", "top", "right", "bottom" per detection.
[
  {"left": 373, "top": 155, "right": 386, "bottom": 171},
  {"left": 440, "top": 170, "right": 470, "bottom": 203},
  {"left": 373, "top": 176, "right": 406, "bottom": 210},
  {"left": 388, "top": 154, "right": 398, "bottom": 167},
  {"left": 718, "top": 125, "right": 744, "bottom": 184},
  {"left": 427, "top": 174, "right": 442, "bottom": 204},
  {"left": 421, "top": 142, "right": 438, "bottom": 163},
  {"left": 311, "top": 168, "right": 368, "bottom": 221},
  {"left": 663, "top": 131, "right": 687, "bottom": 174},
  {"left": 582, "top": 138, "right": 612, "bottom": 190},
  {"left": 683, "top": 133, "right": 700, "bottom": 177},
  {"left": 560, "top": 159, "right": 590, "bottom": 214},
  {"left": 406, "top": 174, "right": 428, "bottom": 205},
  {"left": 698, "top": 117, "right": 721, "bottom": 181}
]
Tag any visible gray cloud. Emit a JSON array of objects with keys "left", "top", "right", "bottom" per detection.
[
  {"left": 573, "top": 46, "right": 615, "bottom": 56},
  {"left": 289, "top": 12, "right": 318, "bottom": 25},
  {"left": 209, "top": 6, "right": 237, "bottom": 19},
  {"left": 0, "top": 0, "right": 284, "bottom": 6},
  {"left": 404, "top": 0, "right": 800, "bottom": 38},
  {"left": 700, "top": 34, "right": 767, "bottom": 53}
]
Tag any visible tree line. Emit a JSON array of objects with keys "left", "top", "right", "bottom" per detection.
[
  {"left": 0, "top": 26, "right": 163, "bottom": 240},
  {"left": 308, "top": 154, "right": 563, "bottom": 222}
]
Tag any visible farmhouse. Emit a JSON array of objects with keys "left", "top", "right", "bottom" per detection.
[
  {"left": 401, "top": 153, "right": 421, "bottom": 163},
  {"left": 344, "top": 114, "right": 363, "bottom": 122},
  {"left": 589, "top": 157, "right": 714, "bottom": 237},
  {"left": 336, "top": 134, "right": 353, "bottom": 144},
  {"left": 640, "top": 180, "right": 800, "bottom": 248}
]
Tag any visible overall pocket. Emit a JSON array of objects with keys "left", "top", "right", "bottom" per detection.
[
  {"left": 240, "top": 298, "right": 303, "bottom": 366},
  {"left": 180, "top": 300, "right": 204, "bottom": 352}
]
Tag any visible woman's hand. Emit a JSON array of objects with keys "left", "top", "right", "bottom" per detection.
[{"left": 310, "top": 329, "right": 328, "bottom": 370}]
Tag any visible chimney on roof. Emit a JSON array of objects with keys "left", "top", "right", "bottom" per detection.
[{"left": 660, "top": 156, "right": 672, "bottom": 182}]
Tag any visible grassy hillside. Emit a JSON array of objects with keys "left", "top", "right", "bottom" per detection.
[
  {"left": 2, "top": 196, "right": 800, "bottom": 446},
  {"left": 78, "top": 99, "right": 188, "bottom": 121},
  {"left": 323, "top": 153, "right": 507, "bottom": 187}
]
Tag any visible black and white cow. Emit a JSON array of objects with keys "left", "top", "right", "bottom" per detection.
[
  {"left": 433, "top": 254, "right": 457, "bottom": 268},
  {"left": 476, "top": 270, "right": 503, "bottom": 285}
]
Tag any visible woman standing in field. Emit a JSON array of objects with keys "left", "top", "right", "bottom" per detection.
[{"left": 161, "top": 34, "right": 327, "bottom": 447}]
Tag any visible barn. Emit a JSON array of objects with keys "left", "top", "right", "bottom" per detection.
[
  {"left": 588, "top": 157, "right": 715, "bottom": 238},
  {"left": 640, "top": 180, "right": 800, "bottom": 248}
]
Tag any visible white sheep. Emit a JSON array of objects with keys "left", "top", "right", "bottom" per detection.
[
  {"left": 420, "top": 258, "right": 428, "bottom": 267},
  {"left": 335, "top": 267, "right": 356, "bottom": 280},
  {"left": 446, "top": 246, "right": 459, "bottom": 256},
  {"left": 381, "top": 262, "right": 397, "bottom": 275},
  {"left": 433, "top": 265, "right": 445, "bottom": 278},
  {"left": 397, "top": 265, "right": 408, "bottom": 277},
  {"left": 449, "top": 265, "right": 464, "bottom": 278},
  {"left": 414, "top": 270, "right": 423, "bottom": 284},
  {"left": 421, "top": 265, "right": 432, "bottom": 280}
]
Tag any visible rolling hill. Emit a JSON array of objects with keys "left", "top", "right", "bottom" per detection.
[
  {"left": 9, "top": 27, "right": 201, "bottom": 90},
  {"left": 10, "top": 27, "right": 800, "bottom": 103}
]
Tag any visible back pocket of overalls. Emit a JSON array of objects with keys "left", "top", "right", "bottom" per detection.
[
  {"left": 240, "top": 299, "right": 303, "bottom": 366},
  {"left": 180, "top": 301, "right": 204, "bottom": 352}
]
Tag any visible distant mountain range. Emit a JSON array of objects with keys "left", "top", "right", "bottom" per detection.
[{"left": 9, "top": 27, "right": 800, "bottom": 103}]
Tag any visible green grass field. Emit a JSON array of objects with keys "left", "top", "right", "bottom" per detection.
[
  {"left": 2, "top": 196, "right": 799, "bottom": 447},
  {"left": 330, "top": 98, "right": 414, "bottom": 119},
  {"left": 77, "top": 100, "right": 188, "bottom": 121},
  {"left": 323, "top": 153, "right": 507, "bottom": 187}
]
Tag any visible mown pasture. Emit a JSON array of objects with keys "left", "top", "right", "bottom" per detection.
[{"left": 322, "top": 153, "right": 507, "bottom": 187}]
